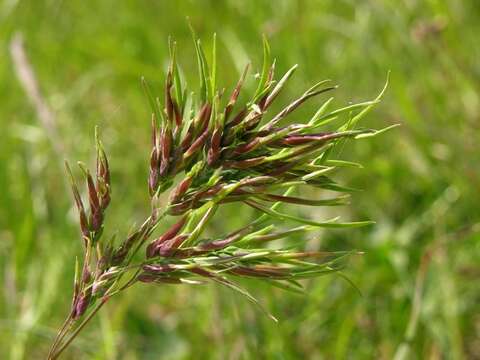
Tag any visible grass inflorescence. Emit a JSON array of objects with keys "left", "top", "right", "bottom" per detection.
[{"left": 47, "top": 33, "right": 394, "bottom": 359}]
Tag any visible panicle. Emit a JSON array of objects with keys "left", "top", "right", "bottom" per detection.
[{"left": 58, "top": 35, "right": 389, "bottom": 341}]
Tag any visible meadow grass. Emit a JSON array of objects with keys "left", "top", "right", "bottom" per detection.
[{"left": 0, "top": 1, "right": 479, "bottom": 359}]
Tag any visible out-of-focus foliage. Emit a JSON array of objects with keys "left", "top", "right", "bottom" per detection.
[{"left": 0, "top": 1, "right": 478, "bottom": 359}]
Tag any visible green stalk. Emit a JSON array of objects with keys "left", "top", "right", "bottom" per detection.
[{"left": 49, "top": 299, "right": 108, "bottom": 360}]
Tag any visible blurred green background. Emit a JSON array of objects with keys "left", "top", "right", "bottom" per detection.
[{"left": 1, "top": 0, "right": 479, "bottom": 359}]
